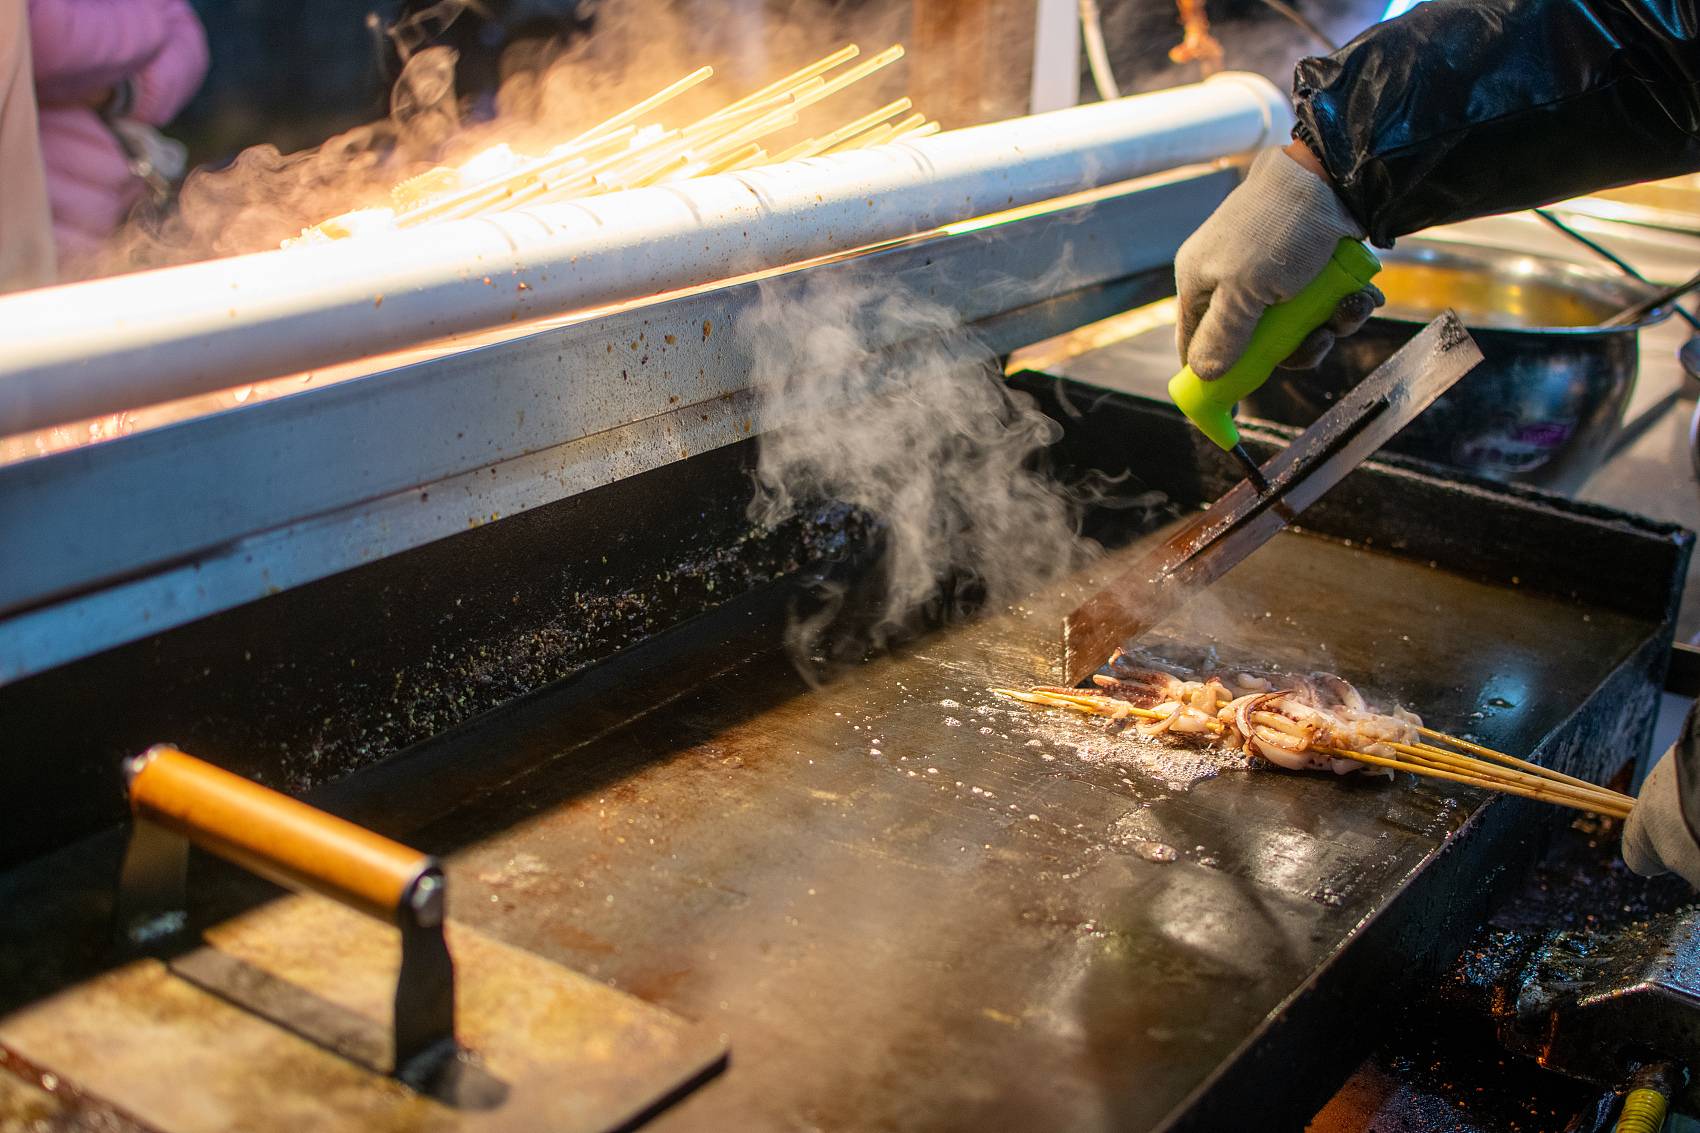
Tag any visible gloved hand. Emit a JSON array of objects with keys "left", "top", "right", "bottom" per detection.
[
  {"left": 1623, "top": 747, "right": 1700, "bottom": 887},
  {"left": 1175, "top": 145, "right": 1384, "bottom": 380}
]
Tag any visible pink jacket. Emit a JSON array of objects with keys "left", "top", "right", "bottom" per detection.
[{"left": 29, "top": 0, "right": 206, "bottom": 270}]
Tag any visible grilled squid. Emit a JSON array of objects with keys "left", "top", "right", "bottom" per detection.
[{"left": 1005, "top": 659, "right": 1420, "bottom": 778}]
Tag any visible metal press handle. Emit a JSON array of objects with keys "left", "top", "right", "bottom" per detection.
[
  {"left": 117, "top": 745, "right": 458, "bottom": 1079},
  {"left": 124, "top": 744, "right": 443, "bottom": 927}
]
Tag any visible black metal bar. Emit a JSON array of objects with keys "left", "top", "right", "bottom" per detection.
[
  {"left": 112, "top": 818, "right": 188, "bottom": 950},
  {"left": 1668, "top": 642, "right": 1700, "bottom": 697},
  {"left": 393, "top": 865, "right": 457, "bottom": 1078},
  {"left": 112, "top": 818, "right": 460, "bottom": 1086}
]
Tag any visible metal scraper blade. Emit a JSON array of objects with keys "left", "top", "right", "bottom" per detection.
[{"left": 1060, "top": 311, "right": 1483, "bottom": 686}]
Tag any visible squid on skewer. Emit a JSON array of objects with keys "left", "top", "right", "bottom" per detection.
[
  {"left": 1004, "top": 652, "right": 1420, "bottom": 777},
  {"left": 995, "top": 652, "right": 1632, "bottom": 818}
]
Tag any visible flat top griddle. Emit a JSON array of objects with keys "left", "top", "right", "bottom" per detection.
[
  {"left": 393, "top": 528, "right": 1653, "bottom": 1133},
  {"left": 0, "top": 383, "right": 1684, "bottom": 1132}
]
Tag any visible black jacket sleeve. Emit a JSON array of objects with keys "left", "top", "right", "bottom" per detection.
[
  {"left": 1676, "top": 699, "right": 1700, "bottom": 850},
  {"left": 1292, "top": 0, "right": 1700, "bottom": 246}
]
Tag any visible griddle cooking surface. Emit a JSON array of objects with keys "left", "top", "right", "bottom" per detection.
[{"left": 405, "top": 527, "right": 1651, "bottom": 1133}]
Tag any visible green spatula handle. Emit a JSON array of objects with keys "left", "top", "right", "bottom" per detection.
[{"left": 1169, "top": 238, "right": 1382, "bottom": 452}]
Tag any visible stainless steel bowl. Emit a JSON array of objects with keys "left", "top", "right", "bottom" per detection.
[{"left": 1243, "top": 239, "right": 1668, "bottom": 494}]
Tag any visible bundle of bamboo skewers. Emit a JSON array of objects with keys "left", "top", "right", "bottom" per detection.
[
  {"left": 301, "top": 43, "right": 935, "bottom": 243},
  {"left": 994, "top": 682, "right": 1634, "bottom": 820}
]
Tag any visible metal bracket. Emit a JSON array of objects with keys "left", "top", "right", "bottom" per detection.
[
  {"left": 114, "top": 813, "right": 460, "bottom": 1084},
  {"left": 112, "top": 814, "right": 190, "bottom": 948},
  {"left": 392, "top": 866, "right": 458, "bottom": 1077},
  {"left": 1500, "top": 905, "right": 1700, "bottom": 1113},
  {"left": 1667, "top": 641, "right": 1700, "bottom": 697}
]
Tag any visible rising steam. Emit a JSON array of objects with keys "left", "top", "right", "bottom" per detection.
[
  {"left": 743, "top": 274, "right": 1095, "bottom": 671},
  {"left": 99, "top": 0, "right": 912, "bottom": 275}
]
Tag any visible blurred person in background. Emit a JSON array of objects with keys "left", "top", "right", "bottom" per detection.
[
  {"left": 1, "top": 0, "right": 54, "bottom": 291},
  {"left": 390, "top": 0, "right": 595, "bottom": 114},
  {"left": 28, "top": 0, "right": 207, "bottom": 278}
]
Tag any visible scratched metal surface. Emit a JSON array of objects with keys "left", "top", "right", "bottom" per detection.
[
  {"left": 387, "top": 526, "right": 1658, "bottom": 1133},
  {"left": 1, "top": 898, "right": 727, "bottom": 1133},
  {"left": 0, "top": 1070, "right": 64, "bottom": 1132},
  {"left": 0, "top": 518, "right": 1668, "bottom": 1133},
  {"left": 0, "top": 357, "right": 1685, "bottom": 1130}
]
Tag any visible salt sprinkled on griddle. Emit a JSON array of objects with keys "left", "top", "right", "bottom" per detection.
[
  {"left": 1005, "top": 701, "right": 1249, "bottom": 786},
  {"left": 1132, "top": 841, "right": 1178, "bottom": 864}
]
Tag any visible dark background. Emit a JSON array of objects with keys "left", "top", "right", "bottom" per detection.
[{"left": 169, "top": 0, "right": 1385, "bottom": 172}]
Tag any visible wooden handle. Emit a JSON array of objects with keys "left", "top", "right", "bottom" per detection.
[{"left": 126, "top": 746, "right": 436, "bottom": 925}]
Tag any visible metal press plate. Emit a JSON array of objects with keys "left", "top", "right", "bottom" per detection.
[{"left": 0, "top": 897, "right": 725, "bottom": 1133}]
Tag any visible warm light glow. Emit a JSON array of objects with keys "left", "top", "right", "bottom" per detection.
[
  {"left": 1006, "top": 298, "right": 1178, "bottom": 375},
  {"left": 457, "top": 143, "right": 522, "bottom": 185},
  {"left": 310, "top": 207, "right": 397, "bottom": 241},
  {"left": 298, "top": 43, "right": 931, "bottom": 244}
]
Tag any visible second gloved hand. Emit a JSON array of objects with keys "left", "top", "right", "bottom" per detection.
[
  {"left": 1624, "top": 746, "right": 1700, "bottom": 887},
  {"left": 1176, "top": 146, "right": 1382, "bottom": 380}
]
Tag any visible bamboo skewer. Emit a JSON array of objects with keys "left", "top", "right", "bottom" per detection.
[
  {"left": 571, "top": 65, "right": 717, "bottom": 145},
  {"left": 626, "top": 152, "right": 696, "bottom": 189},
  {"left": 393, "top": 61, "right": 717, "bottom": 228},
  {"left": 881, "top": 112, "right": 929, "bottom": 138},
  {"left": 306, "top": 43, "right": 924, "bottom": 242},
  {"left": 1413, "top": 726, "right": 1616, "bottom": 797},
  {"left": 496, "top": 45, "right": 878, "bottom": 196},
  {"left": 772, "top": 97, "right": 913, "bottom": 163},
  {"left": 702, "top": 143, "right": 766, "bottom": 176},
  {"left": 784, "top": 44, "right": 906, "bottom": 116},
  {"left": 697, "top": 44, "right": 861, "bottom": 125},
  {"left": 893, "top": 119, "right": 941, "bottom": 141},
  {"left": 826, "top": 123, "right": 897, "bottom": 153},
  {"left": 1382, "top": 742, "right": 1630, "bottom": 810},
  {"left": 682, "top": 88, "right": 814, "bottom": 138},
  {"left": 1390, "top": 741, "right": 1628, "bottom": 806},
  {"left": 994, "top": 687, "right": 1146, "bottom": 718},
  {"left": 1241, "top": 713, "right": 1633, "bottom": 810},
  {"left": 1315, "top": 746, "right": 1631, "bottom": 819},
  {"left": 394, "top": 128, "right": 637, "bottom": 226},
  {"left": 1418, "top": 726, "right": 1503, "bottom": 757},
  {"left": 693, "top": 107, "right": 801, "bottom": 164},
  {"left": 992, "top": 686, "right": 1635, "bottom": 818},
  {"left": 518, "top": 136, "right": 670, "bottom": 208}
]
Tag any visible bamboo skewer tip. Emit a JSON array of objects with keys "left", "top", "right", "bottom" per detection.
[{"left": 992, "top": 685, "right": 1634, "bottom": 819}]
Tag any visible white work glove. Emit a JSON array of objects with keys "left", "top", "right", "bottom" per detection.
[
  {"left": 1175, "top": 146, "right": 1384, "bottom": 380},
  {"left": 1623, "top": 747, "right": 1700, "bottom": 887}
]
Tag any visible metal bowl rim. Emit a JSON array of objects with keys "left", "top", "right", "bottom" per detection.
[{"left": 1368, "top": 237, "right": 1672, "bottom": 336}]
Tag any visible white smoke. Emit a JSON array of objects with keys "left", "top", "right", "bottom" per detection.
[{"left": 743, "top": 273, "right": 1096, "bottom": 671}]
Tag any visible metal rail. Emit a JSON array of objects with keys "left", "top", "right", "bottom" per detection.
[
  {"left": 0, "top": 168, "right": 1235, "bottom": 683},
  {"left": 0, "top": 76, "right": 1288, "bottom": 437}
]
